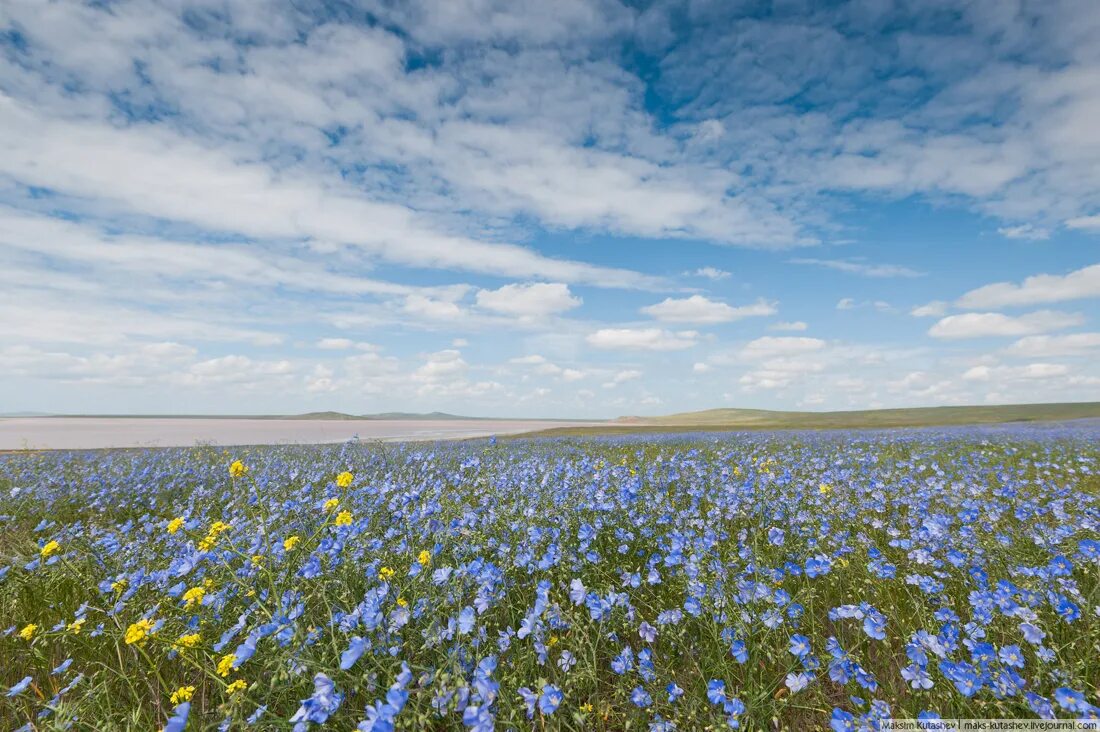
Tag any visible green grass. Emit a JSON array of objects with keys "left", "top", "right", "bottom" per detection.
[{"left": 522, "top": 402, "right": 1100, "bottom": 437}]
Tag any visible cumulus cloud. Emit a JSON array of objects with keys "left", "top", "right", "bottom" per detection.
[
  {"left": 586, "top": 328, "right": 698, "bottom": 351},
  {"left": 770, "top": 321, "right": 808, "bottom": 331},
  {"left": 640, "top": 295, "right": 775, "bottom": 324},
  {"left": 911, "top": 301, "right": 949, "bottom": 318},
  {"left": 962, "top": 363, "right": 1070, "bottom": 381},
  {"left": 1003, "top": 333, "right": 1100, "bottom": 358},
  {"left": 740, "top": 336, "right": 826, "bottom": 360},
  {"left": 476, "top": 282, "right": 581, "bottom": 317},
  {"left": 602, "top": 369, "right": 643, "bottom": 388},
  {"left": 928, "top": 311, "right": 1084, "bottom": 339},
  {"left": 956, "top": 264, "right": 1100, "bottom": 309}
]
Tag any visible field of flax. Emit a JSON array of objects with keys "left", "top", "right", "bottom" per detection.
[{"left": 2, "top": 426, "right": 1100, "bottom": 730}]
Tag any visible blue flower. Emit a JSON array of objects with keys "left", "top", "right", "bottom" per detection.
[
  {"left": 290, "top": 673, "right": 343, "bottom": 731},
  {"left": 730, "top": 639, "right": 748, "bottom": 663},
  {"left": 707, "top": 679, "right": 727, "bottom": 705},
  {"left": 340, "top": 636, "right": 370, "bottom": 670},
  {"left": 667, "top": 682, "right": 684, "bottom": 703},
  {"left": 517, "top": 688, "right": 537, "bottom": 719},
  {"left": 7, "top": 676, "right": 32, "bottom": 697},
  {"left": 569, "top": 578, "right": 586, "bottom": 605},
  {"left": 165, "top": 703, "right": 190, "bottom": 732},
  {"left": 1019, "top": 622, "right": 1045, "bottom": 645},
  {"left": 862, "top": 609, "right": 887, "bottom": 641},
  {"left": 458, "top": 606, "right": 476, "bottom": 635},
  {"left": 1054, "top": 687, "right": 1089, "bottom": 713},
  {"left": 830, "top": 708, "right": 856, "bottom": 732},
  {"left": 631, "top": 686, "right": 652, "bottom": 708},
  {"left": 998, "top": 644, "right": 1024, "bottom": 669},
  {"left": 538, "top": 684, "right": 563, "bottom": 715},
  {"left": 611, "top": 646, "right": 634, "bottom": 675},
  {"left": 805, "top": 555, "right": 831, "bottom": 578},
  {"left": 789, "top": 634, "right": 811, "bottom": 658},
  {"left": 785, "top": 672, "right": 812, "bottom": 693},
  {"left": 767, "top": 527, "right": 785, "bottom": 546}
]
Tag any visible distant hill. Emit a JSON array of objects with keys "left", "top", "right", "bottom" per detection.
[
  {"left": 289, "top": 411, "right": 480, "bottom": 420},
  {"left": 525, "top": 401, "right": 1100, "bottom": 436},
  {"left": 32, "top": 411, "right": 484, "bottom": 421}
]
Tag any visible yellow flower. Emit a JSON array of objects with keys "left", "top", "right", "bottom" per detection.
[
  {"left": 396, "top": 596, "right": 408, "bottom": 608},
  {"left": 283, "top": 535, "right": 301, "bottom": 552},
  {"left": 18, "top": 623, "right": 37, "bottom": 641},
  {"left": 175, "top": 633, "right": 201, "bottom": 650},
  {"left": 68, "top": 618, "right": 86, "bottom": 634},
  {"left": 379, "top": 566, "right": 395, "bottom": 581},
  {"left": 418, "top": 550, "right": 431, "bottom": 567},
  {"left": 547, "top": 634, "right": 559, "bottom": 647},
  {"left": 334, "top": 510, "right": 353, "bottom": 527},
  {"left": 580, "top": 702, "right": 593, "bottom": 714},
  {"left": 226, "top": 679, "right": 247, "bottom": 694},
  {"left": 124, "top": 618, "right": 155, "bottom": 645},
  {"left": 40, "top": 539, "right": 60, "bottom": 558},
  {"left": 336, "top": 471, "right": 354, "bottom": 488},
  {"left": 323, "top": 497, "right": 340, "bottom": 512},
  {"left": 182, "top": 586, "right": 205, "bottom": 608},
  {"left": 250, "top": 554, "right": 264, "bottom": 566},
  {"left": 819, "top": 483, "right": 833, "bottom": 495},
  {"left": 217, "top": 653, "right": 236, "bottom": 677},
  {"left": 228, "top": 460, "right": 248, "bottom": 478},
  {"left": 111, "top": 578, "right": 128, "bottom": 593},
  {"left": 170, "top": 685, "right": 195, "bottom": 705},
  {"left": 167, "top": 517, "right": 185, "bottom": 534},
  {"left": 198, "top": 520, "right": 231, "bottom": 551}
]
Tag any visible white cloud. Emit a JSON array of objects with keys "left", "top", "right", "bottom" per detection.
[
  {"left": 692, "top": 362, "right": 711, "bottom": 373},
  {"left": 911, "top": 301, "right": 949, "bottom": 317},
  {"left": 315, "top": 338, "right": 377, "bottom": 351},
  {"left": 412, "top": 350, "right": 468, "bottom": 383},
  {"left": 687, "top": 267, "right": 731, "bottom": 280},
  {"left": 998, "top": 224, "right": 1050, "bottom": 240},
  {"left": 402, "top": 295, "right": 466, "bottom": 321},
  {"left": 1003, "top": 333, "right": 1100, "bottom": 357},
  {"left": 789, "top": 258, "right": 924, "bottom": 278},
  {"left": 928, "top": 310, "right": 1084, "bottom": 339},
  {"left": 475, "top": 282, "right": 581, "bottom": 317},
  {"left": 836, "top": 298, "right": 855, "bottom": 310},
  {"left": 1065, "top": 215, "right": 1100, "bottom": 231},
  {"left": 640, "top": 295, "right": 775, "bottom": 324},
  {"left": 602, "top": 369, "right": 643, "bottom": 388},
  {"left": 963, "top": 363, "right": 1070, "bottom": 381},
  {"left": 0, "top": 93, "right": 660, "bottom": 290},
  {"left": 586, "top": 328, "right": 698, "bottom": 351},
  {"left": 740, "top": 336, "right": 826, "bottom": 360},
  {"left": 770, "top": 321, "right": 807, "bottom": 331},
  {"left": 956, "top": 264, "right": 1100, "bottom": 309},
  {"left": 317, "top": 338, "right": 354, "bottom": 350}
]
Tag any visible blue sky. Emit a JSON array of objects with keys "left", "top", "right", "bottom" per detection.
[{"left": 1, "top": 0, "right": 1099, "bottom": 418}]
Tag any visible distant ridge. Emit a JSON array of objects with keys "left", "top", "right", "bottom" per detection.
[
  {"left": 525, "top": 401, "right": 1100, "bottom": 436},
  {"left": 18, "top": 411, "right": 590, "bottom": 421},
  {"left": 630, "top": 402, "right": 1100, "bottom": 428}
]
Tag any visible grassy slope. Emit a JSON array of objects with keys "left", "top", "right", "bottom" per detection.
[{"left": 522, "top": 401, "right": 1100, "bottom": 437}]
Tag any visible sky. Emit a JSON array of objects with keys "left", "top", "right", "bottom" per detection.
[{"left": 1, "top": 0, "right": 1099, "bottom": 418}]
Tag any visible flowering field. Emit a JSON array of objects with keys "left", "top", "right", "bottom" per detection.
[{"left": 2, "top": 426, "right": 1100, "bottom": 730}]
